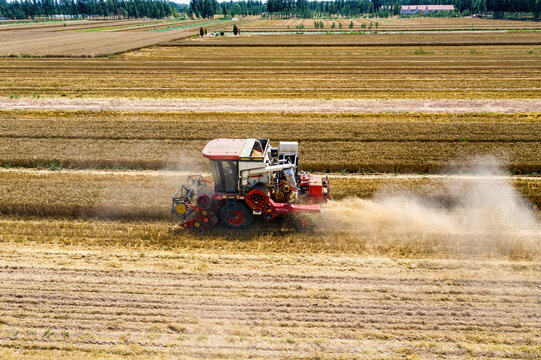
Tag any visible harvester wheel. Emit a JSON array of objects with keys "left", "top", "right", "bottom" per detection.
[{"left": 220, "top": 202, "right": 253, "bottom": 229}]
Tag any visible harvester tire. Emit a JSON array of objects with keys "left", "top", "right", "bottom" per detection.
[{"left": 220, "top": 201, "right": 253, "bottom": 229}]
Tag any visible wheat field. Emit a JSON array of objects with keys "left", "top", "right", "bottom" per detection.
[
  {"left": 0, "top": 110, "right": 539, "bottom": 173},
  {"left": 1, "top": 22, "right": 540, "bottom": 359},
  {"left": 1, "top": 43, "right": 539, "bottom": 98}
]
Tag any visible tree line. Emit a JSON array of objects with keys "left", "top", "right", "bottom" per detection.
[
  {"left": 187, "top": 0, "right": 265, "bottom": 18},
  {"left": 1, "top": 0, "right": 539, "bottom": 20},
  {"left": 188, "top": 0, "right": 540, "bottom": 19},
  {"left": 0, "top": 0, "right": 175, "bottom": 19},
  {"left": 263, "top": 0, "right": 540, "bottom": 18}
]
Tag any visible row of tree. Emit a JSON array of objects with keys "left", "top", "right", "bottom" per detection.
[
  {"left": 0, "top": 0, "right": 176, "bottom": 19},
  {"left": 188, "top": 0, "right": 265, "bottom": 18},
  {"left": 264, "top": 0, "right": 540, "bottom": 18},
  {"left": 1, "top": 0, "right": 539, "bottom": 20},
  {"left": 401, "top": 0, "right": 539, "bottom": 14}
]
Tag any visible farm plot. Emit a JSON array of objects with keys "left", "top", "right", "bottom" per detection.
[
  {"left": 0, "top": 20, "right": 236, "bottom": 57},
  {"left": 243, "top": 17, "right": 541, "bottom": 31},
  {"left": 0, "top": 19, "right": 144, "bottom": 31},
  {"left": 178, "top": 31, "right": 541, "bottom": 46},
  {"left": 0, "top": 43, "right": 539, "bottom": 98},
  {"left": 0, "top": 110, "right": 539, "bottom": 173}
]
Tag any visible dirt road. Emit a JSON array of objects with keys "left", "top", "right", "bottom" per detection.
[
  {"left": 1, "top": 97, "right": 539, "bottom": 113},
  {"left": 3, "top": 167, "right": 541, "bottom": 180}
]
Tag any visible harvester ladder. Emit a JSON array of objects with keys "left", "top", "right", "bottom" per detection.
[{"left": 226, "top": 197, "right": 238, "bottom": 221}]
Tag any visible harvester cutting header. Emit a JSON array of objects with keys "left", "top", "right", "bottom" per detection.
[{"left": 172, "top": 138, "right": 331, "bottom": 230}]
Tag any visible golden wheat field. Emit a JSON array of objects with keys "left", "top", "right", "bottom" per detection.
[
  {"left": 1, "top": 43, "right": 539, "bottom": 98},
  {"left": 0, "top": 110, "right": 539, "bottom": 173},
  {"left": 1, "top": 21, "right": 540, "bottom": 359}
]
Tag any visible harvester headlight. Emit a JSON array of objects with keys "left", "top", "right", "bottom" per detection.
[
  {"left": 175, "top": 203, "right": 187, "bottom": 215},
  {"left": 282, "top": 184, "right": 291, "bottom": 193}
]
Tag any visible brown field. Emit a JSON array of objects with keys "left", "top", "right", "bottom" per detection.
[
  {"left": 0, "top": 19, "right": 238, "bottom": 57},
  {"left": 0, "top": 110, "right": 539, "bottom": 173},
  {"left": 0, "top": 19, "right": 174, "bottom": 32},
  {"left": 1, "top": 23, "right": 540, "bottom": 359},
  {"left": 1, "top": 43, "right": 539, "bottom": 98},
  {"left": 179, "top": 31, "right": 541, "bottom": 46},
  {"left": 244, "top": 17, "right": 541, "bottom": 31}
]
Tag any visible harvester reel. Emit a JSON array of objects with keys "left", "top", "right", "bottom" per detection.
[{"left": 172, "top": 175, "right": 214, "bottom": 220}]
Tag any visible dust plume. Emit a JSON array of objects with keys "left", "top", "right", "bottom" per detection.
[
  {"left": 94, "top": 151, "right": 209, "bottom": 220},
  {"left": 319, "top": 157, "right": 539, "bottom": 237}
]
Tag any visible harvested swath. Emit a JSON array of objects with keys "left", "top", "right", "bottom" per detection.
[
  {"left": 0, "top": 110, "right": 539, "bottom": 173},
  {"left": 0, "top": 170, "right": 539, "bottom": 219},
  {"left": 0, "top": 214, "right": 539, "bottom": 258},
  {"left": 1, "top": 44, "right": 538, "bottom": 98},
  {"left": 0, "top": 239, "right": 538, "bottom": 359}
]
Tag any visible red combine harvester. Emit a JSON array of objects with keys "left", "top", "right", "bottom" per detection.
[{"left": 172, "top": 138, "right": 331, "bottom": 230}]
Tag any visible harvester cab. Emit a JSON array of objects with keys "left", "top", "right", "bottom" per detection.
[{"left": 172, "top": 138, "right": 330, "bottom": 230}]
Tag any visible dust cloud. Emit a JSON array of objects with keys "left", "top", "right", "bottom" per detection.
[
  {"left": 94, "top": 151, "right": 210, "bottom": 219},
  {"left": 320, "top": 158, "right": 539, "bottom": 237}
]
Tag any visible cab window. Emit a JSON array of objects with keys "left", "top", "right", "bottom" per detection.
[{"left": 210, "top": 160, "right": 238, "bottom": 193}]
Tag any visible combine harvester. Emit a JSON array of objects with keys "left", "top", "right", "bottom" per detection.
[{"left": 172, "top": 138, "right": 331, "bottom": 230}]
